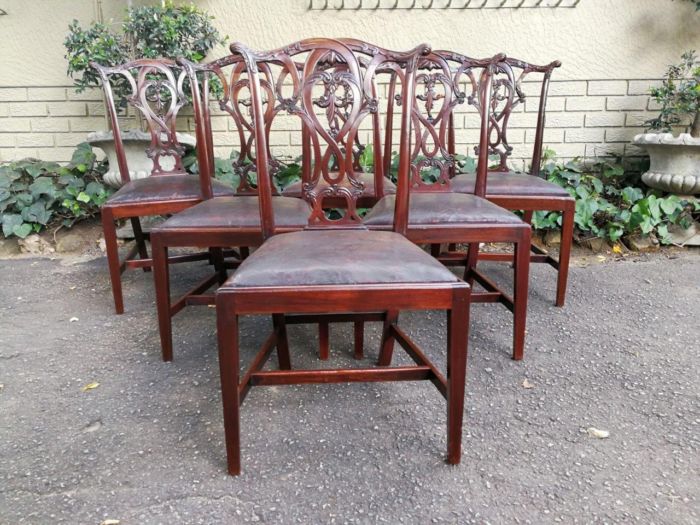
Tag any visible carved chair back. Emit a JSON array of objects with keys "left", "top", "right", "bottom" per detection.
[
  {"left": 479, "top": 57, "right": 561, "bottom": 176},
  {"left": 384, "top": 51, "right": 500, "bottom": 198},
  {"left": 179, "top": 55, "right": 290, "bottom": 199},
  {"left": 229, "top": 38, "right": 426, "bottom": 239},
  {"left": 92, "top": 59, "right": 190, "bottom": 185},
  {"left": 298, "top": 38, "right": 393, "bottom": 198}
]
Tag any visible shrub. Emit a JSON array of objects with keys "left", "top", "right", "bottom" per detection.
[
  {"left": 531, "top": 149, "right": 699, "bottom": 244},
  {"left": 64, "top": 0, "right": 226, "bottom": 109},
  {"left": 645, "top": 50, "right": 700, "bottom": 137},
  {"left": 0, "top": 144, "right": 112, "bottom": 238}
]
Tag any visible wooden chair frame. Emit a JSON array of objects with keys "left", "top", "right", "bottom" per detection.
[
  {"left": 150, "top": 52, "right": 369, "bottom": 361},
  {"left": 443, "top": 57, "right": 573, "bottom": 307},
  {"left": 214, "top": 38, "right": 471, "bottom": 475},
  {"left": 369, "top": 51, "right": 531, "bottom": 360},
  {"left": 92, "top": 59, "right": 236, "bottom": 314}
]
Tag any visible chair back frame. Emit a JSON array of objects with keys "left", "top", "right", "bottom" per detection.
[
  {"left": 92, "top": 59, "right": 190, "bottom": 185},
  {"left": 230, "top": 38, "right": 427, "bottom": 239},
  {"left": 480, "top": 57, "right": 561, "bottom": 176},
  {"left": 383, "top": 51, "right": 502, "bottom": 199}
]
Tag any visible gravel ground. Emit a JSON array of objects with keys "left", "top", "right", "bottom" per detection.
[{"left": 0, "top": 249, "right": 698, "bottom": 524}]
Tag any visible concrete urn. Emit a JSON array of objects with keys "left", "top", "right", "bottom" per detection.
[
  {"left": 87, "top": 130, "right": 196, "bottom": 189},
  {"left": 633, "top": 133, "right": 700, "bottom": 195}
]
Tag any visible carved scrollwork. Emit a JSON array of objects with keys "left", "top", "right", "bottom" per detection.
[{"left": 93, "top": 60, "right": 190, "bottom": 178}]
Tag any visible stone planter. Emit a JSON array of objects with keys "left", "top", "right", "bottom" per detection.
[
  {"left": 633, "top": 132, "right": 700, "bottom": 195},
  {"left": 87, "top": 130, "right": 196, "bottom": 189}
]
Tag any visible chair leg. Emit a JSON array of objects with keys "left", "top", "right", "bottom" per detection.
[
  {"left": 512, "top": 232, "right": 531, "bottom": 361},
  {"left": 217, "top": 299, "right": 241, "bottom": 476},
  {"left": 130, "top": 217, "right": 151, "bottom": 273},
  {"left": 101, "top": 208, "right": 124, "bottom": 315},
  {"left": 522, "top": 210, "right": 533, "bottom": 225},
  {"left": 462, "top": 243, "right": 479, "bottom": 286},
  {"left": 556, "top": 206, "right": 575, "bottom": 307},
  {"left": 272, "top": 314, "right": 292, "bottom": 370},
  {"left": 319, "top": 322, "right": 330, "bottom": 360},
  {"left": 446, "top": 286, "right": 470, "bottom": 465},
  {"left": 152, "top": 236, "right": 173, "bottom": 362},
  {"left": 377, "top": 310, "right": 399, "bottom": 366},
  {"left": 430, "top": 244, "right": 441, "bottom": 257},
  {"left": 239, "top": 246, "right": 250, "bottom": 260},
  {"left": 353, "top": 321, "right": 364, "bottom": 360},
  {"left": 210, "top": 247, "right": 228, "bottom": 285}
]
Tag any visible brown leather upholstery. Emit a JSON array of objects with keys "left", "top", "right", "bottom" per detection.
[
  {"left": 451, "top": 172, "right": 571, "bottom": 197},
  {"left": 224, "top": 230, "right": 459, "bottom": 287},
  {"left": 281, "top": 172, "right": 396, "bottom": 198},
  {"left": 362, "top": 193, "right": 523, "bottom": 227},
  {"left": 105, "top": 174, "right": 236, "bottom": 206},
  {"left": 156, "top": 196, "right": 311, "bottom": 231}
]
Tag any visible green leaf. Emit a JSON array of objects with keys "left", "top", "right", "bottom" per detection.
[
  {"left": 29, "top": 177, "right": 58, "bottom": 198},
  {"left": 2, "top": 214, "right": 23, "bottom": 237},
  {"left": 21, "top": 202, "right": 52, "bottom": 225},
  {"left": 659, "top": 195, "right": 683, "bottom": 215},
  {"left": 621, "top": 187, "right": 644, "bottom": 205},
  {"left": 13, "top": 223, "right": 33, "bottom": 238},
  {"left": 590, "top": 177, "right": 604, "bottom": 194},
  {"left": 76, "top": 191, "right": 91, "bottom": 203}
]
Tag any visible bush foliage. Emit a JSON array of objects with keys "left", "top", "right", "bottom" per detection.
[
  {"left": 0, "top": 143, "right": 112, "bottom": 238},
  {"left": 531, "top": 149, "right": 699, "bottom": 244}
]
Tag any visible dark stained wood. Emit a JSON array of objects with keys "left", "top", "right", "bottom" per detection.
[
  {"left": 367, "top": 50, "right": 532, "bottom": 360},
  {"left": 390, "top": 324, "right": 447, "bottom": 399},
  {"left": 446, "top": 56, "right": 573, "bottom": 307},
  {"left": 91, "top": 59, "right": 237, "bottom": 314},
  {"left": 213, "top": 38, "right": 471, "bottom": 476},
  {"left": 250, "top": 367, "right": 434, "bottom": 386}
]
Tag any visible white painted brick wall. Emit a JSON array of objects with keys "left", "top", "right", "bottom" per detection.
[{"left": 0, "top": 80, "right": 674, "bottom": 164}]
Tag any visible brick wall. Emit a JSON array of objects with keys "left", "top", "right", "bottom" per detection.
[{"left": 0, "top": 78, "right": 662, "bottom": 166}]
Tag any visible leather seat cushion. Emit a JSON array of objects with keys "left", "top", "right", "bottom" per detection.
[
  {"left": 282, "top": 172, "right": 396, "bottom": 198},
  {"left": 106, "top": 174, "right": 236, "bottom": 206},
  {"left": 362, "top": 193, "right": 523, "bottom": 227},
  {"left": 451, "top": 172, "right": 571, "bottom": 197},
  {"left": 224, "top": 230, "right": 459, "bottom": 288},
  {"left": 156, "top": 196, "right": 311, "bottom": 231}
]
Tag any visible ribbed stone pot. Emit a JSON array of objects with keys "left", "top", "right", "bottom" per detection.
[
  {"left": 633, "top": 133, "right": 700, "bottom": 195},
  {"left": 86, "top": 130, "right": 196, "bottom": 189}
]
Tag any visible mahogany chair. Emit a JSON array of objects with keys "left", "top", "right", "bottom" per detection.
[
  {"left": 213, "top": 38, "right": 471, "bottom": 476},
  {"left": 92, "top": 60, "right": 235, "bottom": 314},
  {"left": 150, "top": 55, "right": 312, "bottom": 361},
  {"left": 446, "top": 57, "right": 574, "bottom": 307},
  {"left": 362, "top": 51, "right": 532, "bottom": 360}
]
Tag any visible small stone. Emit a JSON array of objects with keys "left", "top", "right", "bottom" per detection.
[
  {"left": 544, "top": 230, "right": 561, "bottom": 247},
  {"left": 18, "top": 234, "right": 55, "bottom": 255},
  {"left": 55, "top": 229, "right": 90, "bottom": 253},
  {"left": 0, "top": 238, "right": 21, "bottom": 257},
  {"left": 579, "top": 237, "right": 608, "bottom": 252},
  {"left": 586, "top": 427, "right": 610, "bottom": 439},
  {"left": 623, "top": 234, "right": 660, "bottom": 253}
]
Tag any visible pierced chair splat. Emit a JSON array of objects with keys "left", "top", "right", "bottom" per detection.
[
  {"left": 362, "top": 51, "right": 532, "bottom": 360},
  {"left": 213, "top": 38, "right": 471, "bottom": 476},
  {"left": 149, "top": 55, "right": 312, "bottom": 361},
  {"left": 92, "top": 59, "right": 235, "bottom": 314},
  {"left": 447, "top": 57, "right": 573, "bottom": 307}
]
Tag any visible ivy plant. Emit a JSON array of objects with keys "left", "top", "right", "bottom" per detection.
[
  {"left": 531, "top": 149, "right": 699, "bottom": 245},
  {"left": 0, "top": 143, "right": 112, "bottom": 238}
]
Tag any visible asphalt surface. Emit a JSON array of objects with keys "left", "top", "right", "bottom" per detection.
[{"left": 0, "top": 249, "right": 698, "bottom": 524}]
